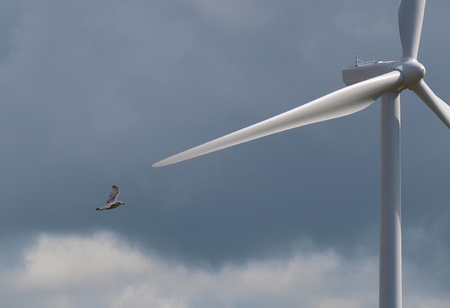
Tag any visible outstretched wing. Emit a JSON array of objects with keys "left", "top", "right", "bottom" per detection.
[{"left": 106, "top": 185, "right": 120, "bottom": 204}]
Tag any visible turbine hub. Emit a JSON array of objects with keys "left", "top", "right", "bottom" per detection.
[{"left": 393, "top": 58, "right": 425, "bottom": 90}]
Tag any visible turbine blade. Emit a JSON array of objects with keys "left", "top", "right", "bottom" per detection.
[
  {"left": 398, "top": 0, "right": 426, "bottom": 59},
  {"left": 153, "top": 71, "right": 403, "bottom": 167},
  {"left": 413, "top": 80, "right": 450, "bottom": 129}
]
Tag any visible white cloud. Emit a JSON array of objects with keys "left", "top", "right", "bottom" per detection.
[
  {"left": 13, "top": 232, "right": 149, "bottom": 291},
  {"left": 2, "top": 232, "right": 450, "bottom": 308}
]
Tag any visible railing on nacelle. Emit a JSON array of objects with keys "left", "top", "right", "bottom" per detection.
[{"left": 342, "top": 60, "right": 398, "bottom": 86}]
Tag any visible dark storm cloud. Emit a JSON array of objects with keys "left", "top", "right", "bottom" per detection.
[{"left": 0, "top": 1, "right": 448, "bottom": 294}]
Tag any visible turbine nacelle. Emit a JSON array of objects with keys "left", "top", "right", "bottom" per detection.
[
  {"left": 342, "top": 58, "right": 425, "bottom": 92},
  {"left": 342, "top": 60, "right": 397, "bottom": 87}
]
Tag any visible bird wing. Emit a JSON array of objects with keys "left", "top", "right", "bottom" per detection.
[{"left": 106, "top": 185, "right": 120, "bottom": 204}]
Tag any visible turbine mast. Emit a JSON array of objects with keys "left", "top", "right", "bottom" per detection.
[{"left": 379, "top": 93, "right": 402, "bottom": 308}]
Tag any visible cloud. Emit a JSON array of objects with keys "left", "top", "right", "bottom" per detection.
[
  {"left": 0, "top": 0, "right": 447, "bottom": 270},
  {"left": 3, "top": 232, "right": 449, "bottom": 308},
  {"left": 0, "top": 1, "right": 449, "bottom": 307},
  {"left": 184, "top": 0, "right": 274, "bottom": 31},
  {"left": 13, "top": 232, "right": 149, "bottom": 291}
]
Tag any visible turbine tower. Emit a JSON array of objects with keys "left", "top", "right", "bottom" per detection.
[{"left": 154, "top": 1, "right": 448, "bottom": 307}]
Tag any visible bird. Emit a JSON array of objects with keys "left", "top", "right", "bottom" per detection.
[{"left": 96, "top": 185, "right": 125, "bottom": 211}]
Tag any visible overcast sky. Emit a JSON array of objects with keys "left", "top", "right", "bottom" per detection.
[{"left": 1, "top": 0, "right": 450, "bottom": 307}]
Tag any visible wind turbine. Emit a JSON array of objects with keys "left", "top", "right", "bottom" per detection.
[{"left": 153, "top": 0, "right": 449, "bottom": 307}]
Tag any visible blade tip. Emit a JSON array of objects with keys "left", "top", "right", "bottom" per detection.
[
  {"left": 152, "top": 160, "right": 169, "bottom": 167},
  {"left": 153, "top": 156, "right": 183, "bottom": 167}
]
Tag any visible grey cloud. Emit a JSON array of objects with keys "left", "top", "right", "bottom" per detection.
[
  {"left": 0, "top": 0, "right": 448, "bottom": 295},
  {"left": 2, "top": 232, "right": 450, "bottom": 308}
]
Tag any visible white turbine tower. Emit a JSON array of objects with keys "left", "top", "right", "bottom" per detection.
[{"left": 154, "top": 0, "right": 448, "bottom": 307}]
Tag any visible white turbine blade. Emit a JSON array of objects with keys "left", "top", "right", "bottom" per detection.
[
  {"left": 398, "top": 0, "right": 426, "bottom": 59},
  {"left": 413, "top": 80, "right": 450, "bottom": 129},
  {"left": 153, "top": 71, "right": 403, "bottom": 167}
]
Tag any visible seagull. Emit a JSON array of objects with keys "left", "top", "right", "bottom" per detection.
[{"left": 96, "top": 185, "right": 125, "bottom": 211}]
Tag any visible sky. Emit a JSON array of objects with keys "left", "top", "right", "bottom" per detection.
[{"left": 0, "top": 0, "right": 450, "bottom": 307}]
